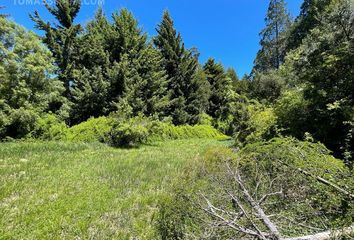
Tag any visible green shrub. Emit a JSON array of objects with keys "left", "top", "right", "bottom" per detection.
[
  {"left": 148, "top": 122, "right": 228, "bottom": 142},
  {"left": 32, "top": 114, "right": 68, "bottom": 140},
  {"left": 156, "top": 194, "right": 195, "bottom": 240},
  {"left": 239, "top": 138, "right": 354, "bottom": 229},
  {"left": 157, "top": 137, "right": 353, "bottom": 238},
  {"left": 0, "top": 101, "right": 11, "bottom": 138},
  {"left": 213, "top": 94, "right": 251, "bottom": 136},
  {"left": 195, "top": 113, "right": 213, "bottom": 126},
  {"left": 106, "top": 116, "right": 228, "bottom": 148},
  {"left": 274, "top": 88, "right": 310, "bottom": 139},
  {"left": 4, "top": 108, "right": 39, "bottom": 139},
  {"left": 250, "top": 70, "right": 286, "bottom": 103},
  {"left": 106, "top": 116, "right": 149, "bottom": 147},
  {"left": 66, "top": 117, "right": 114, "bottom": 142},
  {"left": 234, "top": 103, "right": 278, "bottom": 147},
  {"left": 10, "top": 113, "right": 227, "bottom": 147}
]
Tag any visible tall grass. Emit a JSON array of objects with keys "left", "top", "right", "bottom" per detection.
[{"left": 0, "top": 139, "right": 230, "bottom": 239}]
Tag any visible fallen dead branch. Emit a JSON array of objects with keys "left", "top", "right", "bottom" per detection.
[{"left": 284, "top": 225, "right": 354, "bottom": 240}]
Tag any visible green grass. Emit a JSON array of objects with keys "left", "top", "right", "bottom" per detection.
[{"left": 0, "top": 139, "right": 230, "bottom": 239}]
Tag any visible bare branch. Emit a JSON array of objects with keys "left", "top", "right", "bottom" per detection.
[
  {"left": 258, "top": 190, "right": 283, "bottom": 206},
  {"left": 284, "top": 225, "right": 354, "bottom": 240},
  {"left": 227, "top": 191, "right": 268, "bottom": 239},
  {"left": 277, "top": 215, "right": 324, "bottom": 231},
  {"left": 200, "top": 193, "right": 263, "bottom": 238},
  {"left": 226, "top": 163, "right": 282, "bottom": 240},
  {"left": 196, "top": 157, "right": 352, "bottom": 240},
  {"left": 280, "top": 160, "right": 354, "bottom": 201}
]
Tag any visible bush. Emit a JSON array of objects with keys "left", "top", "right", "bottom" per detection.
[
  {"left": 157, "top": 137, "right": 354, "bottom": 238},
  {"left": 6, "top": 113, "right": 227, "bottom": 147},
  {"left": 156, "top": 194, "right": 193, "bottom": 240},
  {"left": 274, "top": 88, "right": 310, "bottom": 139},
  {"left": 0, "top": 102, "right": 11, "bottom": 139},
  {"left": 32, "top": 114, "right": 68, "bottom": 140},
  {"left": 106, "top": 116, "right": 228, "bottom": 148},
  {"left": 195, "top": 113, "right": 213, "bottom": 126},
  {"left": 3, "top": 108, "right": 39, "bottom": 139},
  {"left": 148, "top": 122, "right": 228, "bottom": 142},
  {"left": 212, "top": 93, "right": 250, "bottom": 136},
  {"left": 239, "top": 138, "right": 354, "bottom": 229},
  {"left": 66, "top": 116, "right": 114, "bottom": 142},
  {"left": 251, "top": 70, "right": 286, "bottom": 103},
  {"left": 106, "top": 117, "right": 149, "bottom": 147},
  {"left": 31, "top": 116, "right": 115, "bottom": 143},
  {"left": 234, "top": 103, "right": 278, "bottom": 147}
]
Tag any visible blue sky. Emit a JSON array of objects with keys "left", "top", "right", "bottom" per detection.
[{"left": 4, "top": 0, "right": 303, "bottom": 76}]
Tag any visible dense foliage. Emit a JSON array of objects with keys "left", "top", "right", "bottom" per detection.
[
  {"left": 0, "top": 17, "right": 67, "bottom": 139},
  {"left": 248, "top": 0, "right": 354, "bottom": 164},
  {"left": 0, "top": 0, "right": 353, "bottom": 238},
  {"left": 1, "top": 0, "right": 352, "bottom": 165},
  {"left": 31, "top": 114, "right": 227, "bottom": 147},
  {"left": 157, "top": 137, "right": 353, "bottom": 239}
]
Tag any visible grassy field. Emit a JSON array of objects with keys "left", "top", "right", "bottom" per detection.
[{"left": 0, "top": 139, "right": 229, "bottom": 239}]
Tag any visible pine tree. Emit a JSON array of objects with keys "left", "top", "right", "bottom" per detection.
[
  {"left": 121, "top": 45, "right": 170, "bottom": 117},
  {"left": 111, "top": 8, "right": 147, "bottom": 62},
  {"left": 187, "top": 66, "right": 211, "bottom": 124},
  {"left": 203, "top": 58, "right": 234, "bottom": 120},
  {"left": 154, "top": 11, "right": 200, "bottom": 124},
  {"left": 71, "top": 67, "right": 110, "bottom": 123},
  {"left": 111, "top": 9, "right": 169, "bottom": 118},
  {"left": 70, "top": 9, "right": 112, "bottom": 123},
  {"left": 253, "top": 0, "right": 292, "bottom": 72},
  {"left": 77, "top": 8, "right": 112, "bottom": 70},
  {"left": 227, "top": 68, "right": 251, "bottom": 96},
  {"left": 30, "top": 0, "right": 82, "bottom": 97},
  {"left": 108, "top": 8, "right": 148, "bottom": 102},
  {"left": 226, "top": 68, "right": 240, "bottom": 90}
]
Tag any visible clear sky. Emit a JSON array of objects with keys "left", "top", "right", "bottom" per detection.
[{"left": 3, "top": 0, "right": 303, "bottom": 76}]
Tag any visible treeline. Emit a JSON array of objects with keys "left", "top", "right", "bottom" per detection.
[
  {"left": 235, "top": 0, "right": 354, "bottom": 165},
  {"left": 0, "top": 0, "right": 353, "bottom": 163},
  {"left": 253, "top": 0, "right": 354, "bottom": 164},
  {"left": 1, "top": 2, "right": 236, "bottom": 134},
  {"left": 28, "top": 1, "right": 240, "bottom": 128}
]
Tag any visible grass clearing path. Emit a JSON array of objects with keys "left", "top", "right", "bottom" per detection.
[{"left": 0, "top": 139, "right": 230, "bottom": 239}]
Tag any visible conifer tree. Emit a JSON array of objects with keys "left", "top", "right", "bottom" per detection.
[
  {"left": 203, "top": 58, "right": 234, "bottom": 120},
  {"left": 77, "top": 8, "right": 112, "bottom": 71},
  {"left": 70, "top": 9, "right": 112, "bottom": 123},
  {"left": 111, "top": 9, "right": 169, "bottom": 118},
  {"left": 187, "top": 66, "right": 211, "bottom": 124},
  {"left": 71, "top": 67, "right": 110, "bottom": 123},
  {"left": 108, "top": 8, "right": 148, "bottom": 102},
  {"left": 30, "top": 0, "right": 82, "bottom": 97},
  {"left": 253, "top": 0, "right": 292, "bottom": 72},
  {"left": 119, "top": 45, "right": 169, "bottom": 117},
  {"left": 111, "top": 9, "right": 147, "bottom": 61},
  {"left": 154, "top": 11, "right": 200, "bottom": 124},
  {"left": 226, "top": 68, "right": 239, "bottom": 85},
  {"left": 227, "top": 68, "right": 251, "bottom": 96},
  {"left": 287, "top": 0, "right": 332, "bottom": 51}
]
